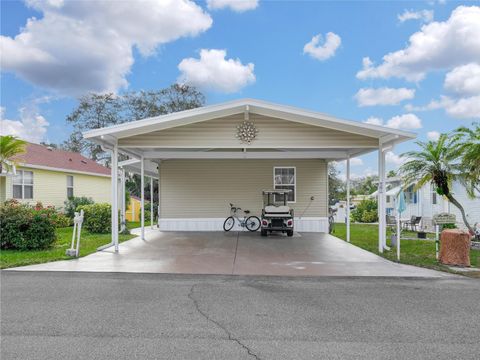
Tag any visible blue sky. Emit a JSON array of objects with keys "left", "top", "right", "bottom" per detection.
[{"left": 1, "top": 0, "right": 479, "bottom": 178}]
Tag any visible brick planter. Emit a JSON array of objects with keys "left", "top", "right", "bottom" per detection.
[{"left": 439, "top": 229, "right": 471, "bottom": 267}]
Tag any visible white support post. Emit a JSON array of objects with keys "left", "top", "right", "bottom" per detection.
[
  {"left": 150, "top": 176, "right": 154, "bottom": 230},
  {"left": 377, "top": 146, "right": 385, "bottom": 253},
  {"left": 121, "top": 169, "right": 126, "bottom": 232},
  {"left": 157, "top": 162, "right": 161, "bottom": 229},
  {"left": 346, "top": 155, "right": 351, "bottom": 243},
  {"left": 112, "top": 143, "right": 119, "bottom": 252},
  {"left": 141, "top": 155, "right": 145, "bottom": 240},
  {"left": 381, "top": 152, "right": 387, "bottom": 250}
]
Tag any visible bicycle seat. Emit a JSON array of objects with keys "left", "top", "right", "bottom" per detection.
[{"left": 244, "top": 210, "right": 250, "bottom": 214}]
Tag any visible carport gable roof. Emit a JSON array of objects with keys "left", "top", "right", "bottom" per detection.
[{"left": 83, "top": 98, "right": 416, "bottom": 146}]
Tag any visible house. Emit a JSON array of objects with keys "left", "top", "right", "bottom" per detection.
[
  {"left": 125, "top": 195, "right": 152, "bottom": 222},
  {"left": 370, "top": 177, "right": 480, "bottom": 230},
  {"left": 0, "top": 142, "right": 111, "bottom": 210},
  {"left": 82, "top": 98, "right": 415, "bottom": 252}
]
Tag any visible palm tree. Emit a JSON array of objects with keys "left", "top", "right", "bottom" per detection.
[
  {"left": 400, "top": 134, "right": 474, "bottom": 234},
  {"left": 451, "top": 123, "right": 480, "bottom": 197},
  {"left": 0, "top": 136, "right": 27, "bottom": 174}
]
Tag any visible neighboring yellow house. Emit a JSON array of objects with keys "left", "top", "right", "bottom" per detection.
[
  {"left": 0, "top": 142, "right": 111, "bottom": 210},
  {"left": 125, "top": 196, "right": 141, "bottom": 222}
]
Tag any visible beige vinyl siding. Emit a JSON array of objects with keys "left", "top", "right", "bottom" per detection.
[
  {"left": 160, "top": 159, "right": 327, "bottom": 218},
  {"left": 119, "top": 114, "right": 378, "bottom": 148},
  {"left": 6, "top": 167, "right": 110, "bottom": 210}
]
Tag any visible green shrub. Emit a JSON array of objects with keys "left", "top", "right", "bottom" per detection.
[
  {"left": 351, "top": 199, "right": 378, "bottom": 223},
  {"left": 442, "top": 223, "right": 457, "bottom": 229},
  {"left": 0, "top": 200, "right": 56, "bottom": 250},
  {"left": 78, "top": 203, "right": 111, "bottom": 233},
  {"left": 64, "top": 196, "right": 94, "bottom": 219},
  {"left": 34, "top": 202, "right": 71, "bottom": 227}
]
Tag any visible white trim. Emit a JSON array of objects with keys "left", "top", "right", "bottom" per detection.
[
  {"left": 158, "top": 217, "right": 328, "bottom": 233},
  {"left": 142, "top": 150, "right": 353, "bottom": 160},
  {"left": 18, "top": 164, "right": 110, "bottom": 178},
  {"left": 84, "top": 98, "right": 416, "bottom": 141},
  {"left": 273, "top": 166, "right": 296, "bottom": 203}
]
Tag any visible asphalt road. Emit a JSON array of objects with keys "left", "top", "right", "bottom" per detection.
[{"left": 1, "top": 272, "right": 479, "bottom": 360}]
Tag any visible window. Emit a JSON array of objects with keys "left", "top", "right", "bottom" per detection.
[
  {"left": 67, "top": 175, "right": 74, "bottom": 198},
  {"left": 13, "top": 170, "right": 33, "bottom": 199},
  {"left": 405, "top": 185, "right": 417, "bottom": 204},
  {"left": 431, "top": 184, "right": 437, "bottom": 205},
  {"left": 274, "top": 167, "right": 296, "bottom": 202}
]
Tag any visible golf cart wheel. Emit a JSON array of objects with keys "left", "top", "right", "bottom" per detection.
[
  {"left": 287, "top": 230, "right": 294, "bottom": 237},
  {"left": 223, "top": 217, "right": 235, "bottom": 231},
  {"left": 246, "top": 216, "right": 261, "bottom": 232},
  {"left": 261, "top": 229, "right": 268, "bottom": 236}
]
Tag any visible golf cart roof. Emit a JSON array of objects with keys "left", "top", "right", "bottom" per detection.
[{"left": 262, "top": 189, "right": 292, "bottom": 195}]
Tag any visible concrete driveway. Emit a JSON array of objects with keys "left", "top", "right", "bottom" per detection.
[{"left": 8, "top": 229, "right": 450, "bottom": 277}]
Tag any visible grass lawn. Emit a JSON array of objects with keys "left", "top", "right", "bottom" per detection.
[
  {"left": 334, "top": 223, "right": 480, "bottom": 276},
  {"left": 0, "top": 227, "right": 135, "bottom": 269},
  {"left": 126, "top": 220, "right": 154, "bottom": 230}
]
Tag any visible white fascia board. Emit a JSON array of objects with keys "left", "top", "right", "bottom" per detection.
[
  {"left": 19, "top": 164, "right": 110, "bottom": 178},
  {"left": 142, "top": 150, "right": 349, "bottom": 160},
  {"left": 83, "top": 98, "right": 416, "bottom": 143}
]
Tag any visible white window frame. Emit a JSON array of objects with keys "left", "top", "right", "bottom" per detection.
[
  {"left": 273, "top": 166, "right": 296, "bottom": 203},
  {"left": 431, "top": 184, "right": 437, "bottom": 205},
  {"left": 12, "top": 170, "right": 34, "bottom": 200},
  {"left": 67, "top": 175, "right": 74, "bottom": 198}
]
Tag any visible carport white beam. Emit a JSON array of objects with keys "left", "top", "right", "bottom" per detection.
[{"left": 142, "top": 151, "right": 350, "bottom": 160}]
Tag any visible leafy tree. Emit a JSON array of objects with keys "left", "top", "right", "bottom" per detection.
[
  {"left": 400, "top": 134, "right": 474, "bottom": 234},
  {"left": 63, "top": 84, "right": 205, "bottom": 162},
  {"left": 451, "top": 123, "right": 480, "bottom": 196},
  {"left": 387, "top": 170, "right": 397, "bottom": 178},
  {"left": 0, "top": 136, "right": 27, "bottom": 174},
  {"left": 328, "top": 163, "right": 345, "bottom": 204}
]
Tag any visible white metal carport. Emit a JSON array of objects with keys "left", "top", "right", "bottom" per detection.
[{"left": 83, "top": 99, "right": 416, "bottom": 253}]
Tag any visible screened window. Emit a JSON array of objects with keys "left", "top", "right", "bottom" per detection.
[
  {"left": 431, "top": 184, "right": 437, "bottom": 205},
  {"left": 13, "top": 170, "right": 34, "bottom": 199},
  {"left": 274, "top": 167, "right": 296, "bottom": 202},
  {"left": 67, "top": 175, "right": 74, "bottom": 198}
]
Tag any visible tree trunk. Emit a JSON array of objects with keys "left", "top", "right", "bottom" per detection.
[{"left": 445, "top": 193, "right": 474, "bottom": 235}]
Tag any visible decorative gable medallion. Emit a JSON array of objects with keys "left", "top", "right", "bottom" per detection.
[{"left": 236, "top": 120, "right": 258, "bottom": 144}]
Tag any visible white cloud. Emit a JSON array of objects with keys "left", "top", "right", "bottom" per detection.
[
  {"left": 357, "top": 6, "right": 480, "bottom": 81},
  {"left": 0, "top": 0, "right": 212, "bottom": 95},
  {"left": 386, "top": 151, "right": 406, "bottom": 166},
  {"left": 444, "top": 63, "right": 480, "bottom": 96},
  {"left": 350, "top": 157, "right": 364, "bottom": 166},
  {"left": 0, "top": 106, "right": 49, "bottom": 143},
  {"left": 363, "top": 113, "right": 422, "bottom": 130},
  {"left": 207, "top": 0, "right": 258, "bottom": 12},
  {"left": 364, "top": 117, "right": 383, "bottom": 126},
  {"left": 303, "top": 32, "right": 341, "bottom": 61},
  {"left": 427, "top": 131, "right": 441, "bottom": 141},
  {"left": 177, "top": 49, "right": 255, "bottom": 93},
  {"left": 354, "top": 87, "right": 415, "bottom": 107},
  {"left": 398, "top": 9, "right": 434, "bottom": 23},
  {"left": 406, "top": 95, "right": 480, "bottom": 119},
  {"left": 385, "top": 114, "right": 422, "bottom": 129}
]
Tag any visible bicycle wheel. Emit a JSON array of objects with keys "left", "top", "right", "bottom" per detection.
[
  {"left": 246, "top": 216, "right": 261, "bottom": 232},
  {"left": 223, "top": 216, "right": 235, "bottom": 231}
]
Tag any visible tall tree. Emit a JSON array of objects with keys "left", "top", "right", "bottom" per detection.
[
  {"left": 328, "top": 163, "right": 345, "bottom": 205},
  {"left": 451, "top": 123, "right": 480, "bottom": 196},
  {"left": 63, "top": 84, "right": 205, "bottom": 162},
  {"left": 0, "top": 136, "right": 27, "bottom": 174},
  {"left": 400, "top": 135, "right": 474, "bottom": 234}
]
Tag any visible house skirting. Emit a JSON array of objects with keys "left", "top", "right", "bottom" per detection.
[{"left": 158, "top": 217, "right": 329, "bottom": 233}]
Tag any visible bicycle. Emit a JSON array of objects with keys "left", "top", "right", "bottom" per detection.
[{"left": 223, "top": 203, "right": 261, "bottom": 232}]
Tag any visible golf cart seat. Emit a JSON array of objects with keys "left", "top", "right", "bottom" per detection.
[{"left": 265, "top": 205, "right": 290, "bottom": 214}]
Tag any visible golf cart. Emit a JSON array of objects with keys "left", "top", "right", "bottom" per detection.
[{"left": 261, "top": 190, "right": 294, "bottom": 237}]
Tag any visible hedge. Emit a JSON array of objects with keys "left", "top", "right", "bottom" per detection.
[{"left": 77, "top": 203, "right": 111, "bottom": 233}]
